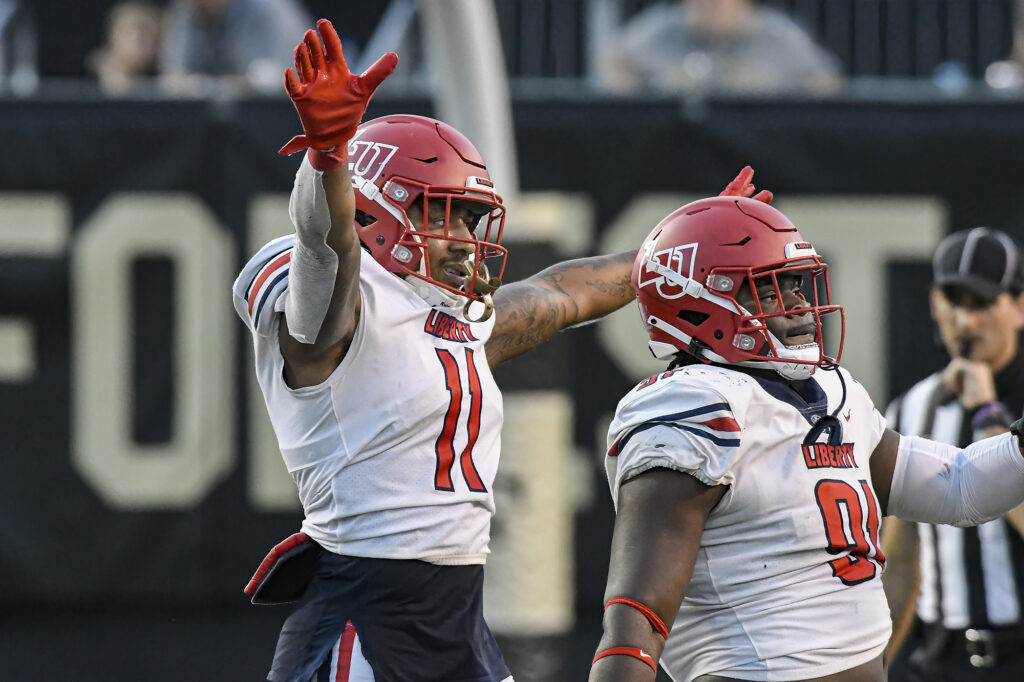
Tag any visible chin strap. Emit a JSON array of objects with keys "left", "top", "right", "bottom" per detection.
[
  {"left": 735, "top": 328, "right": 821, "bottom": 380},
  {"left": 402, "top": 259, "right": 502, "bottom": 323}
]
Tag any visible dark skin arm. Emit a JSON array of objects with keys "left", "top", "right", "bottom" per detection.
[
  {"left": 591, "top": 442, "right": 900, "bottom": 682},
  {"left": 278, "top": 164, "right": 362, "bottom": 388},
  {"left": 589, "top": 468, "right": 726, "bottom": 682},
  {"left": 485, "top": 250, "right": 637, "bottom": 368},
  {"left": 867, "top": 428, "right": 902, "bottom": 516}
]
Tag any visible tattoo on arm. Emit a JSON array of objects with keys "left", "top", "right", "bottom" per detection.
[
  {"left": 487, "top": 278, "right": 571, "bottom": 365},
  {"left": 486, "top": 251, "right": 636, "bottom": 366}
]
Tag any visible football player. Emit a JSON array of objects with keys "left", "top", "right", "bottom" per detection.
[
  {"left": 589, "top": 197, "right": 1024, "bottom": 681},
  {"left": 234, "top": 18, "right": 774, "bottom": 682}
]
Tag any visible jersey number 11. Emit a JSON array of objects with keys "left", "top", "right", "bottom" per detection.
[{"left": 434, "top": 348, "right": 487, "bottom": 493}]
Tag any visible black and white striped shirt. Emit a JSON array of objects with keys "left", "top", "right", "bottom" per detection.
[{"left": 886, "top": 355, "right": 1024, "bottom": 629}]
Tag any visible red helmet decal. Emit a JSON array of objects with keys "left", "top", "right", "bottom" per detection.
[
  {"left": 348, "top": 135, "right": 399, "bottom": 184},
  {"left": 636, "top": 239, "right": 700, "bottom": 301}
]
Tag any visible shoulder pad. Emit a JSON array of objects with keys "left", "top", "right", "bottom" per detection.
[{"left": 232, "top": 236, "right": 295, "bottom": 336}]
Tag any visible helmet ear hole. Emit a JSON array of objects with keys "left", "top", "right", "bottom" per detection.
[
  {"left": 355, "top": 210, "right": 377, "bottom": 227},
  {"left": 678, "top": 310, "right": 710, "bottom": 326}
]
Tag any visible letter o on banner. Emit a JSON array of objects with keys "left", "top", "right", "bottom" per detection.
[{"left": 71, "top": 194, "right": 236, "bottom": 509}]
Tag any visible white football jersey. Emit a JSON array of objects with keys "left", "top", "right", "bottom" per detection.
[
  {"left": 233, "top": 237, "right": 503, "bottom": 565},
  {"left": 606, "top": 364, "right": 891, "bottom": 681}
]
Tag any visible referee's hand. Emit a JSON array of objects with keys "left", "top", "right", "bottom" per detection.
[{"left": 942, "top": 356, "right": 996, "bottom": 410}]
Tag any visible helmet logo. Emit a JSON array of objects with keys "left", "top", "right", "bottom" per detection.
[
  {"left": 348, "top": 139, "right": 399, "bottom": 183},
  {"left": 637, "top": 240, "right": 699, "bottom": 300}
]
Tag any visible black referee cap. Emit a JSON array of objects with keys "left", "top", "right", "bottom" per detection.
[{"left": 933, "top": 227, "right": 1024, "bottom": 301}]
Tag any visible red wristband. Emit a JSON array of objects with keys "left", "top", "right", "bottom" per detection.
[
  {"left": 593, "top": 646, "right": 657, "bottom": 672},
  {"left": 606, "top": 597, "right": 670, "bottom": 639}
]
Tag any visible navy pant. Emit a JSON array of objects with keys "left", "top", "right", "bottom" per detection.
[{"left": 269, "top": 552, "right": 510, "bottom": 682}]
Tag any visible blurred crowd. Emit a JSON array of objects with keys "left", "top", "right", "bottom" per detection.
[
  {"left": 3, "top": 0, "right": 323, "bottom": 97},
  {"left": 5, "top": 0, "right": 1024, "bottom": 98},
  {"left": 597, "top": 0, "right": 841, "bottom": 96},
  {"left": 84, "top": 0, "right": 315, "bottom": 96}
]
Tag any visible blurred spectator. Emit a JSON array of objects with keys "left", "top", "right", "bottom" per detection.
[
  {"left": 159, "top": 0, "right": 315, "bottom": 96},
  {"left": 0, "top": 0, "right": 37, "bottom": 95},
  {"left": 87, "top": 2, "right": 162, "bottom": 96},
  {"left": 598, "top": 0, "right": 841, "bottom": 96}
]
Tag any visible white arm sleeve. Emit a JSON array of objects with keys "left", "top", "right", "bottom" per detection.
[
  {"left": 281, "top": 153, "right": 340, "bottom": 344},
  {"left": 887, "top": 433, "right": 1024, "bottom": 527}
]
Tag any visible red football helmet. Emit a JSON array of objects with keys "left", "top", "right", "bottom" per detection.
[
  {"left": 632, "top": 196, "right": 844, "bottom": 378},
  {"left": 346, "top": 114, "right": 507, "bottom": 310}
]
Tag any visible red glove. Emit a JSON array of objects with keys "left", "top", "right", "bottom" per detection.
[
  {"left": 720, "top": 166, "right": 773, "bottom": 204},
  {"left": 279, "top": 18, "right": 398, "bottom": 171}
]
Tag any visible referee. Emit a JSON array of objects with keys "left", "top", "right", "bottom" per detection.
[{"left": 883, "top": 227, "right": 1024, "bottom": 681}]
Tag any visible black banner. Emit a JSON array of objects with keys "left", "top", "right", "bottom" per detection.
[{"left": 1, "top": 93, "right": 1021, "bottom": 679}]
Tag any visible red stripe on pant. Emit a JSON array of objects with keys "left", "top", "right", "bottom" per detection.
[{"left": 334, "top": 621, "right": 357, "bottom": 681}]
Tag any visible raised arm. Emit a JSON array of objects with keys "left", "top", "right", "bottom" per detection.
[
  {"left": 589, "top": 469, "right": 725, "bottom": 681},
  {"left": 484, "top": 166, "right": 771, "bottom": 368},
  {"left": 277, "top": 160, "right": 361, "bottom": 386},
  {"left": 485, "top": 250, "right": 636, "bottom": 367},
  {"left": 274, "top": 19, "right": 397, "bottom": 387}
]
